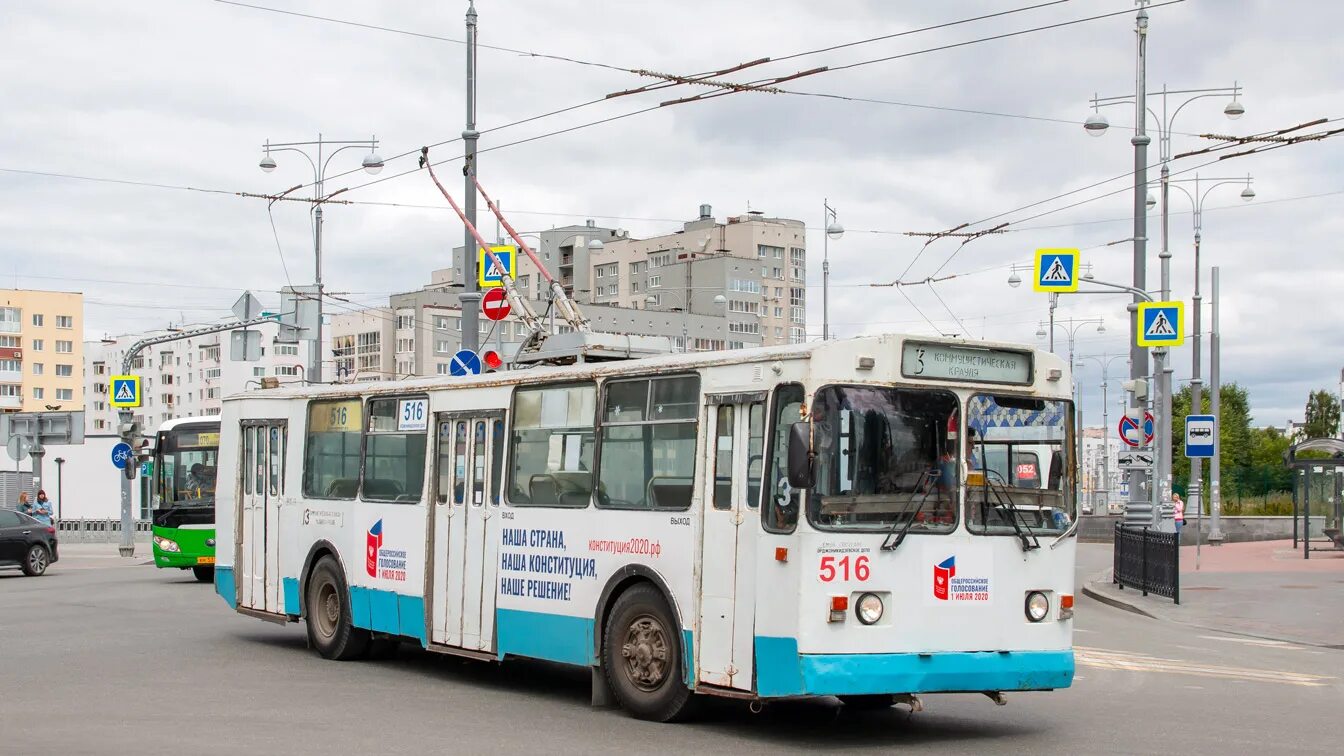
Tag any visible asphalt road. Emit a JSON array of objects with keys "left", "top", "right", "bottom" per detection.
[{"left": 2, "top": 545, "right": 1340, "bottom": 755}]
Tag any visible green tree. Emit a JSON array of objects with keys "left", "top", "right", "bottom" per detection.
[
  {"left": 1302, "top": 389, "right": 1341, "bottom": 439},
  {"left": 1169, "top": 382, "right": 1254, "bottom": 493}
]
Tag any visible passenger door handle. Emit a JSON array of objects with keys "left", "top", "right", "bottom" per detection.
[{"left": 22, "top": 530, "right": 31, "bottom": 535}]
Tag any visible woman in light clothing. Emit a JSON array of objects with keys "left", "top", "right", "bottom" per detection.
[{"left": 1173, "top": 493, "right": 1185, "bottom": 533}]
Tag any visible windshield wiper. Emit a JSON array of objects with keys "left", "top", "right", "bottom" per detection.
[
  {"left": 881, "top": 468, "right": 940, "bottom": 551},
  {"left": 978, "top": 443, "right": 1037, "bottom": 551}
]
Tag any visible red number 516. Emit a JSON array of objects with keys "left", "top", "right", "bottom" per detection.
[{"left": 819, "top": 555, "right": 870, "bottom": 582}]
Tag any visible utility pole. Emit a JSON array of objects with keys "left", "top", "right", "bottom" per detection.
[
  {"left": 1209, "top": 266, "right": 1224, "bottom": 543},
  {"left": 821, "top": 200, "right": 842, "bottom": 340},
  {"left": 1128, "top": 2, "right": 1154, "bottom": 527},
  {"left": 460, "top": 0, "right": 482, "bottom": 352}
]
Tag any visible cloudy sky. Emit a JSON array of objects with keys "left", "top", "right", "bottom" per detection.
[{"left": 2, "top": 0, "right": 1340, "bottom": 427}]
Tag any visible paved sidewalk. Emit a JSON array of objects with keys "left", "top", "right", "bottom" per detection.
[{"left": 1083, "top": 539, "right": 1344, "bottom": 649}]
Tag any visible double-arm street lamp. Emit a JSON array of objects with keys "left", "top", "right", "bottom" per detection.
[
  {"left": 821, "top": 199, "right": 844, "bottom": 341},
  {"left": 1085, "top": 76, "right": 1246, "bottom": 521},
  {"left": 1168, "top": 174, "right": 1254, "bottom": 541},
  {"left": 1038, "top": 317, "right": 1105, "bottom": 482},
  {"left": 258, "top": 135, "right": 384, "bottom": 385}
]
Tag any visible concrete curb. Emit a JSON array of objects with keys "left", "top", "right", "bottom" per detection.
[{"left": 1079, "top": 569, "right": 1157, "bottom": 619}]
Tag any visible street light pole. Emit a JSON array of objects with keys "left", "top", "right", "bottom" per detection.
[
  {"left": 1210, "top": 265, "right": 1224, "bottom": 542},
  {"left": 53, "top": 456, "right": 64, "bottom": 523},
  {"left": 822, "top": 200, "right": 843, "bottom": 340},
  {"left": 1169, "top": 174, "right": 1253, "bottom": 542},
  {"left": 259, "top": 135, "right": 383, "bottom": 384},
  {"left": 1078, "top": 353, "right": 1128, "bottom": 513},
  {"left": 461, "top": 0, "right": 482, "bottom": 353}
]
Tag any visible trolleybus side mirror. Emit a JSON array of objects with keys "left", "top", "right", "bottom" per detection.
[{"left": 787, "top": 423, "right": 814, "bottom": 488}]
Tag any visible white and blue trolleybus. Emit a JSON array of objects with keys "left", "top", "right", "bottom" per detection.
[{"left": 214, "top": 334, "right": 1077, "bottom": 720}]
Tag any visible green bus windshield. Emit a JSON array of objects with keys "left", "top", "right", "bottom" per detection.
[{"left": 156, "top": 427, "right": 220, "bottom": 508}]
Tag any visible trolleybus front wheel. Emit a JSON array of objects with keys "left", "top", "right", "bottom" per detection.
[
  {"left": 601, "top": 583, "right": 694, "bottom": 722},
  {"left": 305, "top": 555, "right": 370, "bottom": 660},
  {"left": 192, "top": 565, "right": 214, "bottom": 583}
]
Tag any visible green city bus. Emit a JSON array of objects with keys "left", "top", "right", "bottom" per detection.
[{"left": 151, "top": 416, "right": 220, "bottom": 582}]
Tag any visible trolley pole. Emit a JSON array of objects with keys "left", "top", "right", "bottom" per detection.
[{"left": 460, "top": 0, "right": 482, "bottom": 352}]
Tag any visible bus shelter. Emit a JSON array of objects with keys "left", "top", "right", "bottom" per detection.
[{"left": 1285, "top": 438, "right": 1344, "bottom": 558}]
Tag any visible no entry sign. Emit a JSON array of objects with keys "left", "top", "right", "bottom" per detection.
[{"left": 482, "top": 288, "right": 511, "bottom": 322}]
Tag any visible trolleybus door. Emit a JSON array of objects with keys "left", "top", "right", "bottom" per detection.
[
  {"left": 430, "top": 413, "right": 503, "bottom": 651},
  {"left": 238, "top": 422, "right": 285, "bottom": 613},
  {"left": 698, "top": 394, "right": 764, "bottom": 690}
]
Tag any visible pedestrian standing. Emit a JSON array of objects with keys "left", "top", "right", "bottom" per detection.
[
  {"left": 32, "top": 490, "right": 54, "bottom": 525},
  {"left": 1173, "top": 492, "right": 1185, "bottom": 534}
]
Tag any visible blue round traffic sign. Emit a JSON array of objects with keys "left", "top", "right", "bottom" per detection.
[
  {"left": 1117, "top": 412, "right": 1156, "bottom": 448},
  {"left": 449, "top": 349, "right": 482, "bottom": 377},
  {"left": 111, "top": 442, "right": 133, "bottom": 469}
]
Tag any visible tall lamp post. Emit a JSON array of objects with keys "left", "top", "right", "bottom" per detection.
[
  {"left": 1077, "top": 354, "right": 1129, "bottom": 513},
  {"left": 1170, "top": 176, "right": 1254, "bottom": 542},
  {"left": 821, "top": 199, "right": 844, "bottom": 340},
  {"left": 259, "top": 135, "right": 384, "bottom": 385},
  {"left": 1085, "top": 69, "right": 1244, "bottom": 523},
  {"left": 53, "top": 456, "right": 64, "bottom": 523}
]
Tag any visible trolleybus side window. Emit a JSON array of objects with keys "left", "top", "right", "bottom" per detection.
[
  {"left": 596, "top": 374, "right": 700, "bottom": 511},
  {"left": 243, "top": 426, "right": 255, "bottom": 496},
  {"left": 269, "top": 426, "right": 283, "bottom": 496},
  {"left": 303, "top": 399, "right": 363, "bottom": 500},
  {"left": 747, "top": 401, "right": 765, "bottom": 508},
  {"left": 490, "top": 418, "right": 505, "bottom": 505},
  {"left": 764, "top": 383, "right": 805, "bottom": 532},
  {"left": 508, "top": 383, "right": 596, "bottom": 507},
  {"left": 712, "top": 405, "right": 734, "bottom": 510},
  {"left": 362, "top": 396, "right": 428, "bottom": 503},
  {"left": 807, "top": 385, "right": 959, "bottom": 532}
]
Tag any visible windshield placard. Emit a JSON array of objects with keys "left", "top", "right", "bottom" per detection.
[{"left": 901, "top": 342, "right": 1032, "bottom": 385}]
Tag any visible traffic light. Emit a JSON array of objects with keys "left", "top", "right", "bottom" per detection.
[{"left": 1122, "top": 379, "right": 1148, "bottom": 401}]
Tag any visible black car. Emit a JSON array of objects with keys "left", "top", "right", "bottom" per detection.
[{"left": 0, "top": 508, "right": 59, "bottom": 576}]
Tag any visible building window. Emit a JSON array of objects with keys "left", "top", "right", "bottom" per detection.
[
  {"left": 790, "top": 247, "right": 805, "bottom": 264},
  {"left": 0, "top": 358, "right": 19, "bottom": 373},
  {"left": 55, "top": 364, "right": 73, "bottom": 377},
  {"left": 599, "top": 284, "right": 619, "bottom": 297},
  {"left": 774, "top": 306, "right": 783, "bottom": 318},
  {"left": 649, "top": 252, "right": 671, "bottom": 268},
  {"left": 363, "top": 397, "right": 428, "bottom": 502},
  {"left": 597, "top": 376, "right": 699, "bottom": 510},
  {"left": 648, "top": 275, "right": 662, "bottom": 289},
  {"left": 517, "top": 275, "right": 530, "bottom": 291},
  {"left": 791, "top": 266, "right": 803, "bottom": 281},
  {"left": 396, "top": 337, "right": 414, "bottom": 353},
  {"left": 758, "top": 244, "right": 784, "bottom": 259},
  {"left": 0, "top": 385, "right": 19, "bottom": 398},
  {"left": 32, "top": 387, "right": 44, "bottom": 399},
  {"left": 275, "top": 344, "right": 298, "bottom": 356},
  {"left": 32, "top": 314, "right": 44, "bottom": 327},
  {"left": 437, "top": 363, "right": 451, "bottom": 375},
  {"left": 396, "top": 315, "right": 415, "bottom": 330},
  {"left": 729, "top": 322, "right": 760, "bottom": 335},
  {"left": 791, "top": 306, "right": 805, "bottom": 324},
  {"left": 730, "top": 279, "right": 761, "bottom": 294},
  {"left": 56, "top": 315, "right": 73, "bottom": 329},
  {"left": 790, "top": 327, "right": 806, "bottom": 344},
  {"left": 55, "top": 340, "right": 73, "bottom": 353},
  {"left": 205, "top": 368, "right": 221, "bottom": 379},
  {"left": 595, "top": 263, "right": 618, "bottom": 278},
  {"left": 0, "top": 308, "right": 20, "bottom": 333},
  {"left": 275, "top": 366, "right": 300, "bottom": 377},
  {"left": 789, "top": 287, "right": 805, "bottom": 306},
  {"left": 304, "top": 399, "right": 363, "bottom": 499},
  {"left": 0, "top": 336, "right": 17, "bottom": 347},
  {"left": 728, "top": 340, "right": 746, "bottom": 350},
  {"left": 693, "top": 338, "right": 725, "bottom": 352},
  {"left": 56, "top": 388, "right": 73, "bottom": 401},
  {"left": 31, "top": 339, "right": 43, "bottom": 351},
  {"left": 435, "top": 339, "right": 453, "bottom": 355},
  {"left": 509, "top": 383, "right": 596, "bottom": 507},
  {"left": 629, "top": 261, "right": 646, "bottom": 275}
]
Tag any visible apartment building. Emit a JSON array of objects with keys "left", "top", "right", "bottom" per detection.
[
  {"left": 0, "top": 288, "right": 85, "bottom": 413},
  {"left": 590, "top": 205, "right": 806, "bottom": 345},
  {"left": 328, "top": 306, "right": 395, "bottom": 381},
  {"left": 83, "top": 320, "right": 314, "bottom": 433}
]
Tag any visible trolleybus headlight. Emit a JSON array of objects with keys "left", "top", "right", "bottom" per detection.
[
  {"left": 856, "top": 593, "right": 884, "bottom": 625},
  {"left": 153, "top": 536, "right": 180, "bottom": 553},
  {"left": 1025, "top": 591, "right": 1050, "bottom": 622}
]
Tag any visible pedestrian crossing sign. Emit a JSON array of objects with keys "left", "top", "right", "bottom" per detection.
[
  {"left": 477, "top": 245, "right": 516, "bottom": 289},
  {"left": 1033, "top": 248, "right": 1079, "bottom": 292},
  {"left": 110, "top": 375, "right": 142, "bottom": 408},
  {"left": 1136, "top": 301, "right": 1185, "bottom": 347}
]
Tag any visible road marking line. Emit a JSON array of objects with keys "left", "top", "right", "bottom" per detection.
[
  {"left": 1198, "top": 635, "right": 1303, "bottom": 650},
  {"left": 1075, "top": 647, "right": 1333, "bottom": 687}
]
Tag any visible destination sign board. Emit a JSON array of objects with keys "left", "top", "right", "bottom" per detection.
[{"left": 900, "top": 342, "right": 1033, "bottom": 385}]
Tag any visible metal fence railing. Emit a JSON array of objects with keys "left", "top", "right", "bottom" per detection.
[
  {"left": 53, "top": 518, "right": 154, "bottom": 543},
  {"left": 1113, "top": 523, "right": 1180, "bottom": 604}
]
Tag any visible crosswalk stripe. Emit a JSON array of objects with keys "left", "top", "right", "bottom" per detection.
[{"left": 1075, "top": 646, "right": 1333, "bottom": 687}]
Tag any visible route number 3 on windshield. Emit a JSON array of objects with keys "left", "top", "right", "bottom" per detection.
[{"left": 819, "top": 555, "right": 870, "bottom": 583}]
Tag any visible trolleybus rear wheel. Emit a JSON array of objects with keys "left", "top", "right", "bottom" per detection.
[
  {"left": 601, "top": 583, "right": 694, "bottom": 722},
  {"left": 305, "top": 556, "right": 370, "bottom": 660}
]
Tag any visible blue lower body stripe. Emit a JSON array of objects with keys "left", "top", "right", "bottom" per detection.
[
  {"left": 349, "top": 586, "right": 426, "bottom": 644},
  {"left": 496, "top": 608, "right": 595, "bottom": 666},
  {"left": 282, "top": 577, "right": 300, "bottom": 616},
  {"left": 215, "top": 566, "right": 236, "bottom": 609},
  {"left": 756, "top": 637, "right": 1074, "bottom": 697}
]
